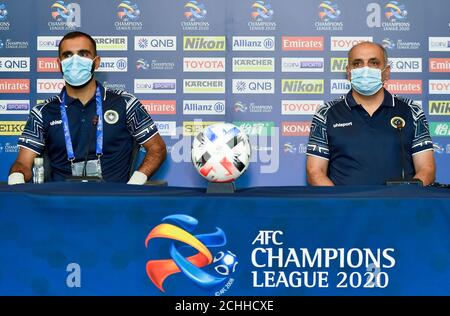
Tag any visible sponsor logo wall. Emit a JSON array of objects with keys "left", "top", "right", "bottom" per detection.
[{"left": 1, "top": 0, "right": 449, "bottom": 186}]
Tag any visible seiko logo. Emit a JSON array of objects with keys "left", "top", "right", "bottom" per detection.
[
  {"left": 50, "top": 120, "right": 62, "bottom": 126},
  {"left": 333, "top": 122, "right": 353, "bottom": 128}
]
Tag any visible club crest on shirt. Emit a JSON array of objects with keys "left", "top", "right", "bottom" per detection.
[{"left": 104, "top": 110, "right": 119, "bottom": 124}]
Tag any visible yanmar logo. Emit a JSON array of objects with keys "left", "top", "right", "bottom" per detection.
[
  {"left": 281, "top": 36, "right": 324, "bottom": 51},
  {"left": 385, "top": 80, "right": 422, "bottom": 94}
]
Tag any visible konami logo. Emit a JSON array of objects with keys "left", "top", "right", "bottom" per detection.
[
  {"left": 281, "top": 36, "right": 324, "bottom": 51},
  {"left": 330, "top": 36, "right": 373, "bottom": 51},
  {"left": 141, "top": 100, "right": 176, "bottom": 115},
  {"left": 429, "top": 80, "right": 450, "bottom": 94},
  {"left": 385, "top": 80, "right": 422, "bottom": 94},
  {"left": 282, "top": 121, "right": 311, "bottom": 136},
  {"left": 429, "top": 58, "right": 450, "bottom": 72},
  {"left": 37, "top": 79, "right": 65, "bottom": 94},
  {"left": 0, "top": 79, "right": 30, "bottom": 93},
  {"left": 281, "top": 100, "right": 323, "bottom": 115},
  {"left": 37, "top": 58, "right": 60, "bottom": 72}
]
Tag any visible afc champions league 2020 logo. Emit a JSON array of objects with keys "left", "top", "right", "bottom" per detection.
[{"left": 145, "top": 214, "right": 238, "bottom": 293}]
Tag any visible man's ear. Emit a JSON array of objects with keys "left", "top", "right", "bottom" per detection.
[
  {"left": 346, "top": 65, "right": 351, "bottom": 81},
  {"left": 93, "top": 56, "right": 101, "bottom": 70},
  {"left": 382, "top": 64, "right": 391, "bottom": 82}
]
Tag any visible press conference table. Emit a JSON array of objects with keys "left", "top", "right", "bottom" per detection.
[{"left": 0, "top": 183, "right": 449, "bottom": 296}]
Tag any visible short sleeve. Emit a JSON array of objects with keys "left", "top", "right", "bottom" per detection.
[
  {"left": 18, "top": 105, "right": 46, "bottom": 155},
  {"left": 306, "top": 104, "right": 331, "bottom": 160}
]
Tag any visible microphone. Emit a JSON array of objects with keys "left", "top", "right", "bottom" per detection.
[
  {"left": 82, "top": 115, "right": 99, "bottom": 177},
  {"left": 386, "top": 116, "right": 423, "bottom": 186}
]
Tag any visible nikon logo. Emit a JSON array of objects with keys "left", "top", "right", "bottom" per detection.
[
  {"left": 330, "top": 58, "right": 348, "bottom": 72},
  {"left": 429, "top": 101, "right": 450, "bottom": 115},
  {"left": 281, "top": 80, "right": 324, "bottom": 94},
  {"left": 183, "top": 36, "right": 226, "bottom": 51}
]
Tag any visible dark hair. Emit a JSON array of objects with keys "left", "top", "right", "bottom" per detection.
[{"left": 58, "top": 31, "right": 97, "bottom": 57}]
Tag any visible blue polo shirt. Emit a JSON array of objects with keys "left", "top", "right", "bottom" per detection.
[
  {"left": 18, "top": 82, "right": 159, "bottom": 182},
  {"left": 307, "top": 89, "right": 433, "bottom": 185}
]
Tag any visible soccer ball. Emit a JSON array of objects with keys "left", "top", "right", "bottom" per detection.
[
  {"left": 191, "top": 123, "right": 251, "bottom": 182},
  {"left": 213, "top": 250, "right": 238, "bottom": 276}
]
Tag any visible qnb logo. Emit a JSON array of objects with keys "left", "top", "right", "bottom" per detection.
[
  {"left": 385, "top": 1, "right": 407, "bottom": 22},
  {"left": 117, "top": 1, "right": 140, "bottom": 21},
  {"left": 184, "top": 1, "right": 207, "bottom": 21},
  {"left": 50, "top": 1, "right": 81, "bottom": 27},
  {"left": 318, "top": 1, "right": 341, "bottom": 21},
  {"left": 251, "top": 1, "right": 273, "bottom": 21},
  {"left": 145, "top": 214, "right": 238, "bottom": 293}
]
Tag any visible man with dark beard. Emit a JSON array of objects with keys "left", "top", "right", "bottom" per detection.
[{"left": 8, "top": 31, "right": 166, "bottom": 185}]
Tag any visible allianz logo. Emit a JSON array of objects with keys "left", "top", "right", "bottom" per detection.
[
  {"left": 50, "top": 119, "right": 62, "bottom": 126},
  {"left": 333, "top": 122, "right": 352, "bottom": 128}
]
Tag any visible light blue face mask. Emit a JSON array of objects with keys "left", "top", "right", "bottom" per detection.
[
  {"left": 61, "top": 54, "right": 96, "bottom": 87},
  {"left": 350, "top": 66, "right": 384, "bottom": 96}
]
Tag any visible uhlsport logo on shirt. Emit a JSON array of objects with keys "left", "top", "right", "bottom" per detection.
[
  {"left": 429, "top": 80, "right": 450, "bottom": 95},
  {"left": 0, "top": 100, "right": 30, "bottom": 114},
  {"left": 183, "top": 100, "right": 225, "bottom": 115},
  {"left": 134, "top": 79, "right": 177, "bottom": 94},
  {"left": 134, "top": 36, "right": 176, "bottom": 51},
  {"left": 145, "top": 214, "right": 237, "bottom": 295},
  {"left": 0, "top": 57, "right": 30, "bottom": 72},
  {"left": 330, "top": 36, "right": 373, "bottom": 51},
  {"left": 232, "top": 36, "right": 275, "bottom": 51}
]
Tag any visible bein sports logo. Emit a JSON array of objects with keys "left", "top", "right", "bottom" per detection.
[
  {"left": 318, "top": 1, "right": 341, "bottom": 21},
  {"left": 251, "top": 1, "right": 273, "bottom": 21},
  {"left": 385, "top": 1, "right": 407, "bottom": 22},
  {"left": 184, "top": 1, "right": 207, "bottom": 21},
  {"left": 117, "top": 1, "right": 140, "bottom": 21},
  {"left": 145, "top": 214, "right": 238, "bottom": 293}
]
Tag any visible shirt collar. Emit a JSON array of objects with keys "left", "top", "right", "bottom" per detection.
[
  {"left": 345, "top": 88, "right": 395, "bottom": 109},
  {"left": 57, "top": 81, "right": 107, "bottom": 105}
]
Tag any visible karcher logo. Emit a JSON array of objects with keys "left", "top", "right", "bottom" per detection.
[
  {"left": 0, "top": 121, "right": 26, "bottom": 135},
  {"left": 330, "top": 58, "right": 348, "bottom": 72},
  {"left": 281, "top": 79, "right": 324, "bottom": 94},
  {"left": 183, "top": 121, "right": 222, "bottom": 136},
  {"left": 183, "top": 79, "right": 225, "bottom": 94},
  {"left": 429, "top": 101, "right": 450, "bottom": 115},
  {"left": 183, "top": 36, "right": 226, "bottom": 51}
]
